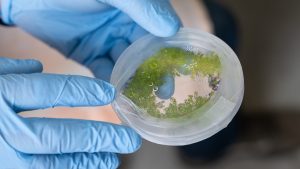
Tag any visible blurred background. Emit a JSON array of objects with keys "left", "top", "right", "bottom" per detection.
[{"left": 1, "top": 0, "right": 300, "bottom": 168}]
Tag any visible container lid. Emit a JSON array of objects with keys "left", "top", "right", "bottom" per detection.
[{"left": 111, "top": 28, "right": 244, "bottom": 146}]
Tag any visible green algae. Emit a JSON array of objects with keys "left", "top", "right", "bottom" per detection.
[{"left": 123, "top": 47, "right": 221, "bottom": 119}]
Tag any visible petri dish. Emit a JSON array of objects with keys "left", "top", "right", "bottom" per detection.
[{"left": 111, "top": 28, "right": 244, "bottom": 146}]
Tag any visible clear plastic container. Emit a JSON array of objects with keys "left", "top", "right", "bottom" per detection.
[{"left": 111, "top": 28, "right": 244, "bottom": 146}]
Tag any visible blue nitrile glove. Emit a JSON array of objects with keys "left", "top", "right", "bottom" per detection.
[
  {"left": 1, "top": 0, "right": 180, "bottom": 83},
  {"left": 0, "top": 57, "right": 141, "bottom": 169}
]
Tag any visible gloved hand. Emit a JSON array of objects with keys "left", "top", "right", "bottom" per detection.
[
  {"left": 1, "top": 0, "right": 180, "bottom": 82},
  {"left": 0, "top": 57, "right": 141, "bottom": 169}
]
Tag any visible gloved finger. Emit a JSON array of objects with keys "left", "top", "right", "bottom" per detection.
[
  {"left": 10, "top": 118, "right": 141, "bottom": 154},
  {"left": 45, "top": 0, "right": 112, "bottom": 13},
  {"left": 0, "top": 73, "right": 115, "bottom": 112},
  {"left": 126, "top": 24, "right": 149, "bottom": 43},
  {"left": 29, "top": 152, "right": 119, "bottom": 169},
  {"left": 110, "top": 39, "right": 130, "bottom": 63},
  {"left": 99, "top": 0, "right": 181, "bottom": 37},
  {"left": 0, "top": 57, "right": 43, "bottom": 75},
  {"left": 93, "top": 40, "right": 130, "bottom": 82},
  {"left": 90, "top": 24, "right": 149, "bottom": 82},
  {"left": 155, "top": 74, "right": 175, "bottom": 100},
  {"left": 88, "top": 57, "right": 115, "bottom": 82}
]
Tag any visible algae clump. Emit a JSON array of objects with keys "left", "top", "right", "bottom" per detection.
[{"left": 123, "top": 47, "right": 221, "bottom": 119}]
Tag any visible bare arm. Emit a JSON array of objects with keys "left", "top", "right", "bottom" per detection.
[{"left": 171, "top": 0, "right": 213, "bottom": 33}]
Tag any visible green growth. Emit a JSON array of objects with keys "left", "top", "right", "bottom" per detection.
[{"left": 123, "top": 47, "right": 221, "bottom": 119}]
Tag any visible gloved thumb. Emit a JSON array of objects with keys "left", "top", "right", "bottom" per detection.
[{"left": 99, "top": 0, "right": 181, "bottom": 37}]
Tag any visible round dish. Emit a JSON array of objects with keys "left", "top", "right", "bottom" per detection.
[{"left": 111, "top": 28, "right": 244, "bottom": 146}]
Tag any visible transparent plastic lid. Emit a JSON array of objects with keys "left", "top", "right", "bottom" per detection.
[{"left": 111, "top": 28, "right": 244, "bottom": 146}]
